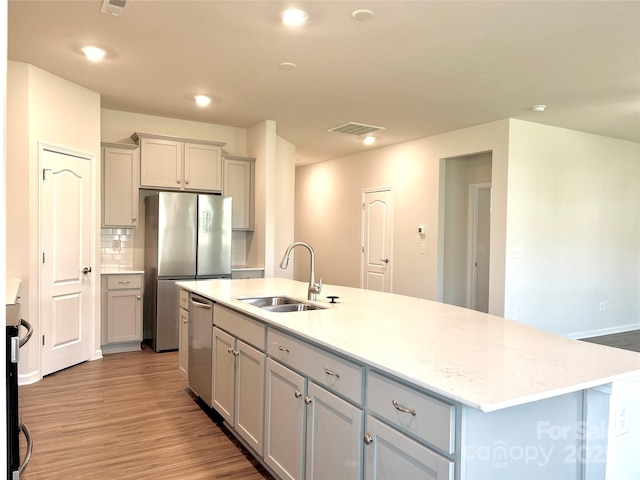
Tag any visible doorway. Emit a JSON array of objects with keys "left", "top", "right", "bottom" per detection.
[
  {"left": 361, "top": 187, "right": 393, "bottom": 292},
  {"left": 39, "top": 144, "right": 95, "bottom": 376},
  {"left": 467, "top": 183, "right": 491, "bottom": 312},
  {"left": 441, "top": 152, "right": 492, "bottom": 311}
]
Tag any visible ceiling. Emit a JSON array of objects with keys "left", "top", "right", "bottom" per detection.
[{"left": 8, "top": 1, "right": 640, "bottom": 165}]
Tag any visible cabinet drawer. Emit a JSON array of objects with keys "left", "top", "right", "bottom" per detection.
[
  {"left": 106, "top": 274, "right": 142, "bottom": 290},
  {"left": 214, "top": 305, "right": 265, "bottom": 351},
  {"left": 367, "top": 371, "right": 455, "bottom": 454},
  {"left": 179, "top": 289, "right": 189, "bottom": 310},
  {"left": 268, "top": 329, "right": 364, "bottom": 405}
]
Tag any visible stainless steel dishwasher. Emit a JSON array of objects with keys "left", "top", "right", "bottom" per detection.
[{"left": 187, "top": 293, "right": 214, "bottom": 407}]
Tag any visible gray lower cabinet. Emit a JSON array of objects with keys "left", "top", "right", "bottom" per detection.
[
  {"left": 212, "top": 306, "right": 266, "bottom": 455},
  {"left": 101, "top": 273, "right": 143, "bottom": 354},
  {"left": 178, "top": 289, "right": 189, "bottom": 377},
  {"left": 265, "top": 329, "right": 364, "bottom": 480},
  {"left": 305, "top": 382, "right": 363, "bottom": 480},
  {"left": 265, "top": 358, "right": 306, "bottom": 480},
  {"left": 364, "top": 416, "right": 453, "bottom": 480}
]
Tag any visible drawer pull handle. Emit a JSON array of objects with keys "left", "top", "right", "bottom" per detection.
[
  {"left": 294, "top": 390, "right": 302, "bottom": 399},
  {"left": 118, "top": 281, "right": 131, "bottom": 285},
  {"left": 323, "top": 366, "right": 340, "bottom": 378},
  {"left": 392, "top": 399, "right": 417, "bottom": 416},
  {"left": 363, "top": 434, "right": 374, "bottom": 445},
  {"left": 278, "top": 345, "right": 290, "bottom": 353}
]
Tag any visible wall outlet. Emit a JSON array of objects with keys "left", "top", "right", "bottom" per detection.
[
  {"left": 112, "top": 239, "right": 122, "bottom": 252},
  {"left": 420, "top": 244, "right": 425, "bottom": 254},
  {"left": 599, "top": 301, "right": 608, "bottom": 312},
  {"left": 513, "top": 246, "right": 524, "bottom": 258},
  {"left": 615, "top": 400, "right": 630, "bottom": 436},
  {"left": 511, "top": 309, "right": 518, "bottom": 321}
]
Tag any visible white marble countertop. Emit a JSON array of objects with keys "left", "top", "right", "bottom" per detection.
[
  {"left": 231, "top": 265, "right": 264, "bottom": 271},
  {"left": 177, "top": 278, "right": 640, "bottom": 412},
  {"left": 100, "top": 268, "right": 145, "bottom": 275}
]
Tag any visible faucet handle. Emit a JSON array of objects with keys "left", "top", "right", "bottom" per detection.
[{"left": 310, "top": 277, "right": 323, "bottom": 295}]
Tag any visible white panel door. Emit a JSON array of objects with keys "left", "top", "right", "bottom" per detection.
[
  {"left": 40, "top": 147, "right": 94, "bottom": 376},
  {"left": 361, "top": 188, "right": 393, "bottom": 292}
]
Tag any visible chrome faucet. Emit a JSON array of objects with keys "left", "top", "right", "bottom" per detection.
[{"left": 279, "top": 241, "right": 323, "bottom": 301}]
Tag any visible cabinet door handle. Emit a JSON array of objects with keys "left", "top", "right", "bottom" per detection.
[
  {"left": 278, "top": 344, "right": 290, "bottom": 353},
  {"left": 363, "top": 434, "right": 374, "bottom": 445},
  {"left": 137, "top": 296, "right": 141, "bottom": 300},
  {"left": 227, "top": 347, "right": 234, "bottom": 354},
  {"left": 294, "top": 390, "right": 302, "bottom": 399},
  {"left": 392, "top": 399, "right": 417, "bottom": 416},
  {"left": 304, "top": 396, "right": 312, "bottom": 405},
  {"left": 323, "top": 366, "right": 340, "bottom": 378},
  {"left": 132, "top": 217, "right": 137, "bottom": 222}
]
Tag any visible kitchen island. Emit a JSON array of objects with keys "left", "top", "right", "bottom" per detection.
[{"left": 177, "top": 278, "right": 640, "bottom": 480}]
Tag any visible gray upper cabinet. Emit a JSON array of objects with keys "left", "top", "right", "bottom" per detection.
[
  {"left": 223, "top": 155, "right": 255, "bottom": 230},
  {"left": 101, "top": 143, "right": 140, "bottom": 227},
  {"left": 132, "top": 132, "right": 225, "bottom": 192}
]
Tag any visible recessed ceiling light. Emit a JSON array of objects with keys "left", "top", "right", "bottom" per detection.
[
  {"left": 279, "top": 9, "right": 308, "bottom": 27},
  {"left": 352, "top": 9, "right": 375, "bottom": 21},
  {"left": 531, "top": 104, "right": 547, "bottom": 112},
  {"left": 81, "top": 46, "right": 106, "bottom": 62},
  {"left": 279, "top": 62, "right": 297, "bottom": 70},
  {"left": 363, "top": 135, "right": 377, "bottom": 146},
  {"left": 194, "top": 95, "right": 211, "bottom": 107}
]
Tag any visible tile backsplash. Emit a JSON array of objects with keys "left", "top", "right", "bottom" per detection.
[
  {"left": 101, "top": 228, "right": 136, "bottom": 269},
  {"left": 101, "top": 228, "right": 249, "bottom": 270}
]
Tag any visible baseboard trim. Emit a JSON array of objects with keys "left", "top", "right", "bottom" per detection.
[{"left": 568, "top": 323, "right": 640, "bottom": 340}]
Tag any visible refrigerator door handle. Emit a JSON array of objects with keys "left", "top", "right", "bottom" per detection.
[
  {"left": 202, "top": 210, "right": 210, "bottom": 233},
  {"left": 19, "top": 422, "right": 33, "bottom": 475}
]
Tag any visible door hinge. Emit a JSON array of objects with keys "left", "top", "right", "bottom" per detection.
[
  {"left": 42, "top": 168, "right": 51, "bottom": 181},
  {"left": 42, "top": 335, "right": 45, "bottom": 346},
  {"left": 362, "top": 246, "right": 365, "bottom": 253},
  {"left": 362, "top": 203, "right": 365, "bottom": 210},
  {"left": 42, "top": 252, "right": 46, "bottom": 264}
]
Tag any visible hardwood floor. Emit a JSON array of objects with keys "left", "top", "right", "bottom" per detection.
[
  {"left": 18, "top": 346, "right": 273, "bottom": 480},
  {"left": 581, "top": 329, "right": 640, "bottom": 353}
]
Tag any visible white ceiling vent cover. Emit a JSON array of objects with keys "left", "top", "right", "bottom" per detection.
[
  {"left": 101, "top": 0, "right": 127, "bottom": 16},
  {"left": 327, "top": 122, "right": 385, "bottom": 137}
]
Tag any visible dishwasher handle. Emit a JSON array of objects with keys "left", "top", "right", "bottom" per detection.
[{"left": 190, "top": 297, "right": 212, "bottom": 310}]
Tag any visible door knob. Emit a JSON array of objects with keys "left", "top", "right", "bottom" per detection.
[
  {"left": 380, "top": 258, "right": 389, "bottom": 264},
  {"left": 82, "top": 267, "right": 92, "bottom": 274}
]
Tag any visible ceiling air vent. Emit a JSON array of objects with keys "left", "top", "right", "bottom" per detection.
[
  {"left": 101, "top": 0, "right": 127, "bottom": 16},
  {"left": 327, "top": 122, "right": 385, "bottom": 137}
]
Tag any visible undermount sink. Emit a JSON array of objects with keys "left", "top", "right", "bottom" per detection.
[{"left": 238, "top": 296, "right": 326, "bottom": 312}]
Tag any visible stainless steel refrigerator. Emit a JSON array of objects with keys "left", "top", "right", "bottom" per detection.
[{"left": 144, "top": 192, "right": 232, "bottom": 352}]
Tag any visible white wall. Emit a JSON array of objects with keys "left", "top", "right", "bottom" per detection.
[
  {"left": 505, "top": 120, "right": 640, "bottom": 336},
  {"left": 101, "top": 109, "right": 247, "bottom": 157},
  {"left": 274, "top": 136, "right": 296, "bottom": 279},
  {"left": 295, "top": 120, "right": 509, "bottom": 315},
  {"left": 7, "top": 61, "right": 101, "bottom": 382}
]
